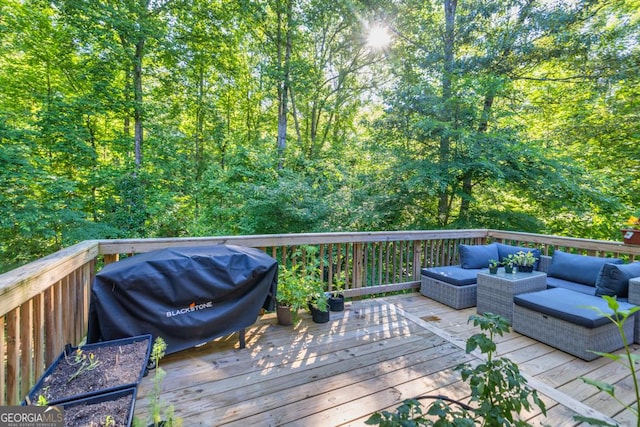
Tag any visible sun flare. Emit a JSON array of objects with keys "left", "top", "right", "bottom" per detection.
[{"left": 367, "top": 25, "right": 392, "bottom": 49}]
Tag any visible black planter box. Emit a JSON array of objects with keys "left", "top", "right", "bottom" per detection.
[
  {"left": 62, "top": 386, "right": 138, "bottom": 427},
  {"left": 25, "top": 334, "right": 152, "bottom": 406}
]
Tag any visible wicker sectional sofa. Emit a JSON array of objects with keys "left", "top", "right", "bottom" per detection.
[{"left": 420, "top": 244, "right": 640, "bottom": 361}]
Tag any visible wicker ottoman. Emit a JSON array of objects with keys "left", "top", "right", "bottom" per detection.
[
  {"left": 420, "top": 266, "right": 480, "bottom": 309},
  {"left": 513, "top": 288, "right": 636, "bottom": 361}
]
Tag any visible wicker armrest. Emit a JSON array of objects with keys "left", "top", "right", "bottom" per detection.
[
  {"left": 537, "top": 255, "right": 552, "bottom": 273},
  {"left": 629, "top": 277, "right": 640, "bottom": 305}
]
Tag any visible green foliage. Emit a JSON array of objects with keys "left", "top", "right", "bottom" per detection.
[
  {"left": 276, "top": 265, "right": 309, "bottom": 316},
  {"left": 0, "top": 0, "right": 639, "bottom": 272},
  {"left": 576, "top": 297, "right": 640, "bottom": 427},
  {"left": 511, "top": 251, "right": 537, "bottom": 268},
  {"left": 147, "top": 337, "right": 182, "bottom": 427},
  {"left": 66, "top": 349, "right": 100, "bottom": 383},
  {"left": 277, "top": 245, "right": 329, "bottom": 315},
  {"left": 366, "top": 313, "right": 546, "bottom": 426}
]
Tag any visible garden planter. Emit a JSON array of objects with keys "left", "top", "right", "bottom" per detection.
[
  {"left": 516, "top": 265, "right": 534, "bottom": 273},
  {"left": 276, "top": 304, "right": 294, "bottom": 326},
  {"left": 489, "top": 267, "right": 498, "bottom": 274},
  {"left": 62, "top": 387, "right": 137, "bottom": 427},
  {"left": 328, "top": 294, "right": 345, "bottom": 312},
  {"left": 621, "top": 228, "right": 640, "bottom": 245},
  {"left": 504, "top": 265, "right": 514, "bottom": 274},
  {"left": 309, "top": 303, "right": 330, "bottom": 323},
  {"left": 26, "top": 334, "right": 152, "bottom": 406}
]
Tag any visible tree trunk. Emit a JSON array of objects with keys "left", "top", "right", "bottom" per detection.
[
  {"left": 438, "top": 0, "right": 457, "bottom": 226},
  {"left": 133, "top": 38, "right": 145, "bottom": 173},
  {"left": 459, "top": 93, "right": 494, "bottom": 217},
  {"left": 276, "top": 0, "right": 293, "bottom": 170}
]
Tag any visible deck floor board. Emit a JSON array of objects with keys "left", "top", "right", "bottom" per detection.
[{"left": 134, "top": 292, "right": 639, "bottom": 426}]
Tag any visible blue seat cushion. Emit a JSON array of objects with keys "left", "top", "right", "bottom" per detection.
[
  {"left": 546, "top": 277, "right": 595, "bottom": 295},
  {"left": 421, "top": 266, "right": 485, "bottom": 287},
  {"left": 514, "top": 288, "right": 636, "bottom": 328},
  {"left": 496, "top": 243, "right": 541, "bottom": 270},
  {"left": 459, "top": 243, "right": 499, "bottom": 269},
  {"left": 595, "top": 262, "right": 640, "bottom": 298},
  {"left": 547, "top": 251, "right": 623, "bottom": 287}
]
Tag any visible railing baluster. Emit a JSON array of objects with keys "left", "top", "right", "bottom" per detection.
[
  {"left": 6, "top": 307, "right": 19, "bottom": 405},
  {"left": 0, "top": 315, "right": 5, "bottom": 405},
  {"left": 19, "top": 300, "right": 33, "bottom": 399}
]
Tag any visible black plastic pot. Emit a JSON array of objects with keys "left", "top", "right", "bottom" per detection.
[
  {"left": 328, "top": 294, "right": 344, "bottom": 312},
  {"left": 308, "top": 304, "right": 330, "bottom": 323},
  {"left": 517, "top": 265, "right": 534, "bottom": 273}
]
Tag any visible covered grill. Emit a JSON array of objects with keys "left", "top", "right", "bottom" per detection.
[{"left": 87, "top": 244, "right": 277, "bottom": 354}]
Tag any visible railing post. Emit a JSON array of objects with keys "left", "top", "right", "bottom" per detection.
[
  {"left": 412, "top": 241, "right": 422, "bottom": 280},
  {"left": 353, "top": 243, "right": 364, "bottom": 289}
]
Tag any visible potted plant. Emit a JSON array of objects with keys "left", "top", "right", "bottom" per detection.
[
  {"left": 488, "top": 259, "right": 499, "bottom": 274},
  {"left": 512, "top": 251, "right": 537, "bottom": 273},
  {"left": 621, "top": 212, "right": 640, "bottom": 245},
  {"left": 503, "top": 254, "right": 515, "bottom": 274},
  {"left": 308, "top": 291, "right": 330, "bottom": 323},
  {"left": 276, "top": 265, "right": 308, "bottom": 326},
  {"left": 327, "top": 272, "right": 346, "bottom": 311}
]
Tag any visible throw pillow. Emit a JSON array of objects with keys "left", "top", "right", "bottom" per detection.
[
  {"left": 595, "top": 262, "right": 640, "bottom": 298},
  {"left": 459, "top": 243, "right": 499, "bottom": 269},
  {"left": 547, "top": 250, "right": 622, "bottom": 287}
]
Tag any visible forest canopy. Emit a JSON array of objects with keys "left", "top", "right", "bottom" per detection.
[{"left": 1, "top": 0, "right": 638, "bottom": 273}]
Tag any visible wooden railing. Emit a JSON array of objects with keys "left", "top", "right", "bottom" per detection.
[{"left": 1, "top": 229, "right": 639, "bottom": 405}]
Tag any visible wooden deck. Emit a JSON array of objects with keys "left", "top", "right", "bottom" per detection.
[{"left": 133, "top": 293, "right": 639, "bottom": 426}]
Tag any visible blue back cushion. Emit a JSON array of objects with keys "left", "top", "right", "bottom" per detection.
[
  {"left": 595, "top": 262, "right": 640, "bottom": 298},
  {"left": 496, "top": 243, "right": 541, "bottom": 269},
  {"left": 458, "top": 243, "right": 499, "bottom": 269},
  {"left": 547, "top": 250, "right": 622, "bottom": 287}
]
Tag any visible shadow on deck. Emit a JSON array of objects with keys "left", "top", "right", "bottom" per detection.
[{"left": 133, "top": 293, "right": 639, "bottom": 426}]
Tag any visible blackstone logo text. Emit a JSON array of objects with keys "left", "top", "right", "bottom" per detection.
[{"left": 166, "top": 301, "right": 213, "bottom": 318}]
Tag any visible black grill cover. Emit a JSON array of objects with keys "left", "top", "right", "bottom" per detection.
[{"left": 87, "top": 244, "right": 277, "bottom": 354}]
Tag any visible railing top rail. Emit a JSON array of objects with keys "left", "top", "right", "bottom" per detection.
[
  {"left": 96, "top": 229, "right": 490, "bottom": 255},
  {"left": 0, "top": 240, "right": 100, "bottom": 317},
  {"left": 488, "top": 230, "right": 640, "bottom": 255}
]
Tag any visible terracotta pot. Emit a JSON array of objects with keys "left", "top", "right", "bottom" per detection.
[{"left": 276, "top": 304, "right": 294, "bottom": 326}]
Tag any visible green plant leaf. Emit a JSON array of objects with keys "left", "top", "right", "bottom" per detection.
[
  {"left": 580, "top": 377, "right": 615, "bottom": 396},
  {"left": 573, "top": 415, "right": 618, "bottom": 426}
]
